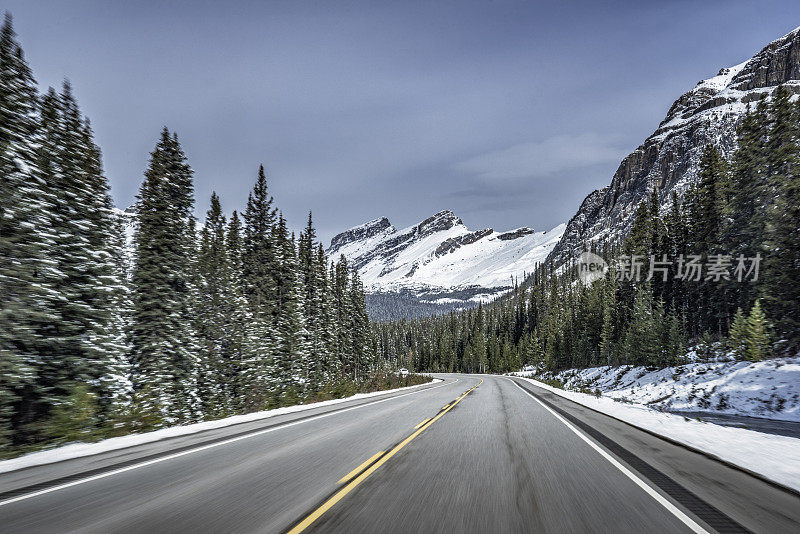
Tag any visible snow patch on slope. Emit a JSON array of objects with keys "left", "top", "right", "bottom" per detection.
[{"left": 526, "top": 356, "right": 800, "bottom": 422}]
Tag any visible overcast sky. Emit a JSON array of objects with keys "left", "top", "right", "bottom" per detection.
[{"left": 6, "top": 1, "right": 800, "bottom": 243}]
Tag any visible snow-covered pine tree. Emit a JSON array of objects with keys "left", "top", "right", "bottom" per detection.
[
  {"left": 224, "top": 210, "right": 264, "bottom": 411},
  {"left": 316, "top": 244, "right": 338, "bottom": 380},
  {"left": 0, "top": 13, "right": 59, "bottom": 447},
  {"left": 243, "top": 165, "right": 278, "bottom": 319},
  {"left": 273, "top": 215, "right": 309, "bottom": 400},
  {"left": 349, "top": 270, "right": 370, "bottom": 380},
  {"left": 332, "top": 256, "right": 354, "bottom": 377},
  {"left": 722, "top": 101, "right": 769, "bottom": 313},
  {"left": 241, "top": 165, "right": 279, "bottom": 404},
  {"left": 226, "top": 210, "right": 244, "bottom": 290},
  {"left": 130, "top": 128, "right": 200, "bottom": 426},
  {"left": 102, "top": 211, "right": 133, "bottom": 423},
  {"left": 196, "top": 192, "right": 234, "bottom": 417},
  {"left": 761, "top": 89, "right": 800, "bottom": 347},
  {"left": 298, "top": 213, "right": 330, "bottom": 390},
  {"left": 692, "top": 144, "right": 730, "bottom": 335},
  {"left": 42, "top": 82, "right": 125, "bottom": 432}
]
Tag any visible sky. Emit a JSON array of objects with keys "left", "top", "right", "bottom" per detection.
[{"left": 5, "top": 0, "right": 800, "bottom": 244}]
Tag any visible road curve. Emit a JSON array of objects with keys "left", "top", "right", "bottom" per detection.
[{"left": 0, "top": 374, "right": 797, "bottom": 533}]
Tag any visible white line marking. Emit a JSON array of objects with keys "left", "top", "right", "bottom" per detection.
[
  {"left": 0, "top": 379, "right": 455, "bottom": 507},
  {"left": 507, "top": 378, "right": 710, "bottom": 534}
]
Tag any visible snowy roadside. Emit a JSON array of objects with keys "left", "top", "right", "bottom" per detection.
[
  {"left": 510, "top": 375, "right": 800, "bottom": 493},
  {"left": 520, "top": 356, "right": 800, "bottom": 422},
  {"left": 0, "top": 379, "right": 441, "bottom": 475}
]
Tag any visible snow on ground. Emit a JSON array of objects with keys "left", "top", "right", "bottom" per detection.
[
  {"left": 0, "top": 379, "right": 441, "bottom": 475},
  {"left": 525, "top": 356, "right": 800, "bottom": 422},
  {"left": 509, "top": 373, "right": 800, "bottom": 492}
]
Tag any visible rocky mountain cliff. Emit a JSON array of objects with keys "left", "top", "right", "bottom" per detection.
[
  {"left": 548, "top": 26, "right": 800, "bottom": 266},
  {"left": 328, "top": 210, "right": 565, "bottom": 318}
]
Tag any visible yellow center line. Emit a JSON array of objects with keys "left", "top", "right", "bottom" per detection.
[
  {"left": 287, "top": 378, "right": 483, "bottom": 534},
  {"left": 441, "top": 404, "right": 451, "bottom": 410},
  {"left": 414, "top": 418, "right": 431, "bottom": 430},
  {"left": 337, "top": 451, "right": 385, "bottom": 484}
]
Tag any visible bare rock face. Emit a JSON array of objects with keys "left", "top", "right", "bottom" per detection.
[
  {"left": 548, "top": 26, "right": 800, "bottom": 267},
  {"left": 329, "top": 216, "right": 394, "bottom": 252},
  {"left": 416, "top": 210, "right": 463, "bottom": 237},
  {"left": 497, "top": 227, "right": 535, "bottom": 241},
  {"left": 435, "top": 228, "right": 493, "bottom": 257}
]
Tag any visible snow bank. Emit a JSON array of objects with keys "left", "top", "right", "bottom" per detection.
[
  {"left": 512, "top": 376, "right": 800, "bottom": 492},
  {"left": 0, "top": 379, "right": 441, "bottom": 475},
  {"left": 525, "top": 357, "right": 800, "bottom": 422}
]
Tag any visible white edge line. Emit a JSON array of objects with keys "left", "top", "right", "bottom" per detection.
[
  {"left": 507, "top": 378, "right": 710, "bottom": 534},
  {"left": 0, "top": 378, "right": 456, "bottom": 507}
]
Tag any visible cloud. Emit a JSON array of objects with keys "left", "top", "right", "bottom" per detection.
[{"left": 454, "top": 133, "right": 626, "bottom": 182}]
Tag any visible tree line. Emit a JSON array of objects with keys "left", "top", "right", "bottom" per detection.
[
  {"left": 376, "top": 85, "right": 799, "bottom": 374},
  {"left": 0, "top": 15, "right": 380, "bottom": 454}
]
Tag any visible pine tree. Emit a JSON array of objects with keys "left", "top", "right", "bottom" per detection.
[
  {"left": 623, "top": 284, "right": 660, "bottom": 367},
  {"left": 272, "top": 215, "right": 309, "bottom": 400},
  {"left": 665, "top": 309, "right": 685, "bottom": 365},
  {"left": 224, "top": 210, "right": 261, "bottom": 411},
  {"left": 101, "top": 211, "right": 133, "bottom": 424},
  {"left": 745, "top": 301, "right": 771, "bottom": 361},
  {"left": 298, "top": 212, "right": 328, "bottom": 390},
  {"left": 624, "top": 199, "right": 653, "bottom": 256},
  {"left": 196, "top": 193, "right": 235, "bottom": 417},
  {"left": 728, "top": 307, "right": 748, "bottom": 359},
  {"left": 130, "top": 128, "right": 199, "bottom": 425},
  {"left": 0, "top": 14, "right": 60, "bottom": 446},
  {"left": 332, "top": 256, "right": 354, "bottom": 375},
  {"left": 227, "top": 211, "right": 271, "bottom": 411},
  {"left": 690, "top": 144, "right": 729, "bottom": 335},
  {"left": 761, "top": 89, "right": 800, "bottom": 346},
  {"left": 316, "top": 244, "right": 338, "bottom": 379},
  {"left": 349, "top": 271, "right": 371, "bottom": 380},
  {"left": 243, "top": 165, "right": 278, "bottom": 319},
  {"left": 40, "top": 82, "right": 124, "bottom": 427},
  {"left": 665, "top": 192, "right": 689, "bottom": 328},
  {"left": 722, "top": 100, "right": 769, "bottom": 313},
  {"left": 692, "top": 144, "right": 727, "bottom": 253},
  {"left": 469, "top": 306, "right": 487, "bottom": 373},
  {"left": 599, "top": 275, "right": 616, "bottom": 366}
]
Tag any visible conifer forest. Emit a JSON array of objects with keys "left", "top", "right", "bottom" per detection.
[
  {"left": 0, "top": 15, "right": 396, "bottom": 456},
  {"left": 377, "top": 86, "right": 800, "bottom": 374}
]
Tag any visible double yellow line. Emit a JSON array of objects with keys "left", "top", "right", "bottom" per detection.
[{"left": 287, "top": 378, "right": 483, "bottom": 534}]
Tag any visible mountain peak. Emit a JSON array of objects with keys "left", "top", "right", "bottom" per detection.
[
  {"left": 329, "top": 216, "right": 394, "bottom": 251},
  {"left": 416, "top": 210, "right": 463, "bottom": 237},
  {"left": 328, "top": 205, "right": 566, "bottom": 305},
  {"left": 548, "top": 24, "right": 800, "bottom": 267}
]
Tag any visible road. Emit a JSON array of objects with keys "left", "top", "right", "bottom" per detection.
[{"left": 0, "top": 375, "right": 798, "bottom": 533}]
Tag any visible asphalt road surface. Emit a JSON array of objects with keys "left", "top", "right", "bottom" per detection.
[{"left": 1, "top": 375, "right": 798, "bottom": 533}]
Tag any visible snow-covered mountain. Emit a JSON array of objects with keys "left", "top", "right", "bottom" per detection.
[
  {"left": 548, "top": 25, "right": 800, "bottom": 266},
  {"left": 327, "top": 210, "right": 565, "bottom": 316}
]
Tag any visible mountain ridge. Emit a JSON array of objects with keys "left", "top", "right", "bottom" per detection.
[
  {"left": 547, "top": 25, "right": 800, "bottom": 266},
  {"left": 327, "top": 210, "right": 565, "bottom": 315}
]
